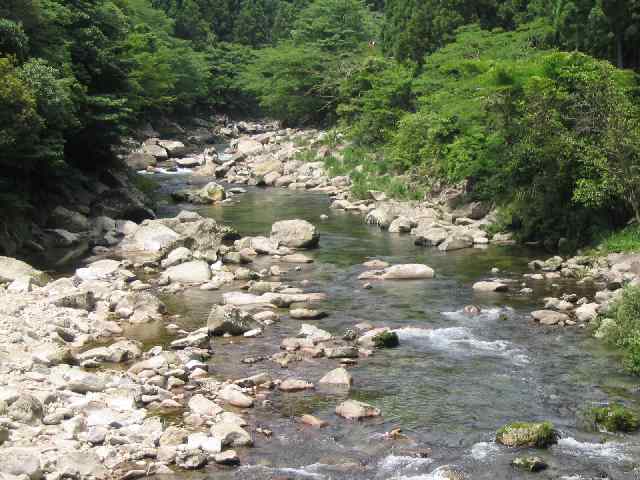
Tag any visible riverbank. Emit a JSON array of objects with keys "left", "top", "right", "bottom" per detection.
[{"left": 1, "top": 122, "right": 640, "bottom": 480}]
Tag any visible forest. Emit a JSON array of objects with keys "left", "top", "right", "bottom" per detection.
[{"left": 1, "top": 0, "right": 640, "bottom": 248}]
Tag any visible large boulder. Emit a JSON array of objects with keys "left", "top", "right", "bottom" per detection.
[
  {"left": 207, "top": 305, "right": 254, "bottom": 336},
  {"left": 438, "top": 233, "right": 474, "bottom": 251},
  {"left": 165, "top": 260, "right": 211, "bottom": 283},
  {"left": 270, "top": 219, "right": 319, "bottom": 249},
  {"left": 157, "top": 140, "right": 187, "bottom": 157},
  {"left": 130, "top": 222, "right": 180, "bottom": 253},
  {"left": 91, "top": 187, "right": 155, "bottom": 223},
  {"left": 142, "top": 141, "right": 168, "bottom": 160},
  {"left": 199, "top": 182, "right": 226, "bottom": 202},
  {"left": 0, "top": 448, "right": 43, "bottom": 479},
  {"left": 0, "top": 257, "right": 50, "bottom": 286},
  {"left": 253, "top": 159, "right": 283, "bottom": 177},
  {"left": 236, "top": 138, "right": 263, "bottom": 156},
  {"left": 48, "top": 206, "right": 90, "bottom": 233},
  {"left": 365, "top": 207, "right": 396, "bottom": 229},
  {"left": 126, "top": 151, "right": 156, "bottom": 170},
  {"left": 414, "top": 227, "right": 449, "bottom": 247},
  {"left": 381, "top": 264, "right": 435, "bottom": 280}
]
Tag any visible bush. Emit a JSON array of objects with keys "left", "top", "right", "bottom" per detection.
[
  {"left": 372, "top": 330, "right": 399, "bottom": 348},
  {"left": 585, "top": 405, "right": 640, "bottom": 433},
  {"left": 601, "top": 286, "right": 640, "bottom": 374}
]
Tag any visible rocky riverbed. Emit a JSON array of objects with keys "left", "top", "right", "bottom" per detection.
[{"left": 1, "top": 121, "right": 640, "bottom": 480}]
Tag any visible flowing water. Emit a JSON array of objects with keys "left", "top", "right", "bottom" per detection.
[{"left": 140, "top": 174, "right": 640, "bottom": 479}]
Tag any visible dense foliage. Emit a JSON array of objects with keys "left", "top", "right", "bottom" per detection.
[
  {"left": 600, "top": 286, "right": 640, "bottom": 374},
  {"left": 2, "top": 0, "right": 640, "bottom": 247}
]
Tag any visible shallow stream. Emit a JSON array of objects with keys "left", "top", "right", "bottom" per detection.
[{"left": 139, "top": 174, "right": 640, "bottom": 479}]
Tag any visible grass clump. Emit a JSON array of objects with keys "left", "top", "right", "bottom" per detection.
[
  {"left": 586, "top": 404, "right": 639, "bottom": 433},
  {"left": 593, "top": 225, "right": 640, "bottom": 254},
  {"left": 372, "top": 330, "right": 399, "bottom": 349},
  {"left": 496, "top": 421, "right": 559, "bottom": 448}
]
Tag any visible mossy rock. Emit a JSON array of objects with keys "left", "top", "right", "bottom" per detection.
[
  {"left": 586, "top": 405, "right": 639, "bottom": 433},
  {"left": 373, "top": 330, "right": 399, "bottom": 349},
  {"left": 496, "top": 421, "right": 559, "bottom": 448},
  {"left": 511, "top": 456, "right": 548, "bottom": 472}
]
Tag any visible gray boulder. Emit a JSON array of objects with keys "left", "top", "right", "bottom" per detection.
[
  {"left": 270, "top": 219, "right": 319, "bottom": 249},
  {"left": 0, "top": 256, "right": 50, "bottom": 286},
  {"left": 165, "top": 260, "right": 211, "bottom": 283}
]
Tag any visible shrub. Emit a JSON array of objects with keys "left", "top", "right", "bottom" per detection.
[
  {"left": 585, "top": 405, "right": 640, "bottom": 433},
  {"left": 600, "top": 286, "right": 640, "bottom": 374}
]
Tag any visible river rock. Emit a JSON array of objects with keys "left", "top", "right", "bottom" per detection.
[
  {"left": 575, "top": 302, "right": 599, "bottom": 322},
  {"left": 270, "top": 219, "right": 319, "bottom": 249},
  {"left": 300, "top": 414, "right": 328, "bottom": 428},
  {"left": 531, "top": 310, "right": 569, "bottom": 325},
  {"left": 56, "top": 451, "right": 106, "bottom": 479},
  {"left": 414, "top": 226, "right": 449, "bottom": 247},
  {"left": 0, "top": 447, "right": 43, "bottom": 479},
  {"left": 438, "top": 233, "right": 474, "bottom": 251},
  {"left": 253, "top": 158, "right": 283, "bottom": 177},
  {"left": 325, "top": 345, "right": 359, "bottom": 358},
  {"left": 159, "top": 426, "right": 189, "bottom": 446},
  {"left": 472, "top": 281, "right": 509, "bottom": 292},
  {"left": 199, "top": 182, "right": 226, "bottom": 202},
  {"left": 0, "top": 256, "right": 50, "bottom": 286},
  {"left": 319, "top": 367, "right": 352, "bottom": 386},
  {"left": 281, "top": 253, "right": 314, "bottom": 263},
  {"left": 158, "top": 139, "right": 187, "bottom": 157},
  {"left": 388, "top": 216, "right": 413, "bottom": 233},
  {"left": 299, "top": 324, "right": 332, "bottom": 341},
  {"left": 7, "top": 393, "right": 43, "bottom": 424},
  {"left": 381, "top": 264, "right": 435, "bottom": 280},
  {"left": 49, "top": 206, "right": 90, "bottom": 232},
  {"left": 142, "top": 141, "right": 168, "bottom": 159},
  {"left": 336, "top": 400, "right": 381, "bottom": 420},
  {"left": 161, "top": 247, "right": 193, "bottom": 268},
  {"left": 236, "top": 137, "right": 264, "bottom": 156},
  {"left": 176, "top": 449, "right": 207, "bottom": 470},
  {"left": 213, "top": 450, "right": 240, "bottom": 466},
  {"left": 188, "top": 394, "right": 223, "bottom": 417},
  {"left": 130, "top": 222, "right": 181, "bottom": 253},
  {"left": 165, "top": 260, "right": 211, "bottom": 283},
  {"left": 127, "top": 151, "right": 156, "bottom": 170},
  {"left": 187, "top": 432, "right": 222, "bottom": 454},
  {"left": 512, "top": 456, "right": 548, "bottom": 472},
  {"left": 208, "top": 305, "right": 254, "bottom": 336},
  {"left": 222, "top": 291, "right": 272, "bottom": 306},
  {"left": 290, "top": 308, "right": 327, "bottom": 320},
  {"left": 279, "top": 378, "right": 314, "bottom": 392},
  {"left": 210, "top": 422, "right": 253, "bottom": 447},
  {"left": 62, "top": 369, "right": 106, "bottom": 393},
  {"left": 496, "top": 421, "right": 558, "bottom": 448},
  {"left": 218, "top": 384, "right": 254, "bottom": 408}
]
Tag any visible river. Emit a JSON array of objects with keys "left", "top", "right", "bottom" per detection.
[{"left": 127, "top": 172, "right": 640, "bottom": 479}]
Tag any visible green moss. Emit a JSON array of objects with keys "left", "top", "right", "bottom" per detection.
[
  {"left": 587, "top": 405, "right": 640, "bottom": 433},
  {"left": 496, "top": 421, "right": 559, "bottom": 448},
  {"left": 372, "top": 330, "right": 399, "bottom": 349}
]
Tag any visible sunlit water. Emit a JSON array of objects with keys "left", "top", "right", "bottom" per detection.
[{"left": 119, "top": 173, "right": 640, "bottom": 478}]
